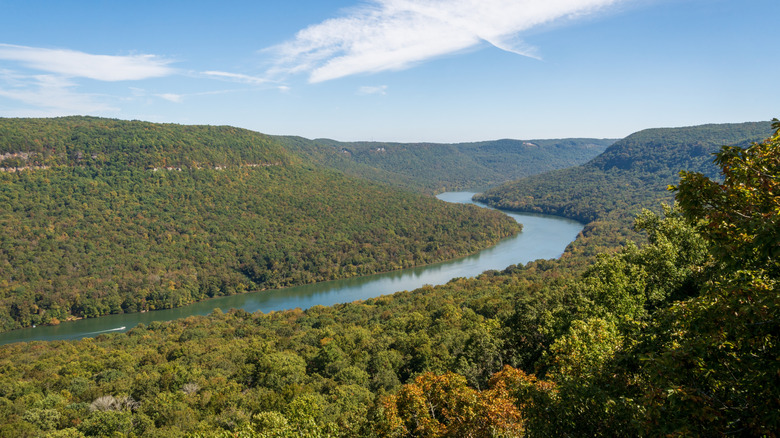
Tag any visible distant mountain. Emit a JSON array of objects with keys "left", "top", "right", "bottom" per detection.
[
  {"left": 278, "top": 136, "right": 614, "bottom": 193},
  {"left": 0, "top": 116, "right": 520, "bottom": 332},
  {"left": 474, "top": 121, "right": 773, "bottom": 253}
]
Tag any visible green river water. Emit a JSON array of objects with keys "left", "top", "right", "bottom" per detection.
[{"left": 0, "top": 192, "right": 583, "bottom": 345}]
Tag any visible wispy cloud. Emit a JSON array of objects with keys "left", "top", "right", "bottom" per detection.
[
  {"left": 0, "top": 70, "right": 116, "bottom": 113},
  {"left": 358, "top": 85, "right": 388, "bottom": 95},
  {"left": 0, "top": 43, "right": 175, "bottom": 81},
  {"left": 0, "top": 44, "right": 175, "bottom": 115},
  {"left": 266, "top": 0, "right": 624, "bottom": 83},
  {"left": 156, "top": 93, "right": 183, "bottom": 103},
  {"left": 144, "top": 88, "right": 253, "bottom": 104},
  {"left": 202, "top": 70, "right": 268, "bottom": 85}
]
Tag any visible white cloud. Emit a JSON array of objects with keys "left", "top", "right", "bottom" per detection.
[
  {"left": 0, "top": 70, "right": 116, "bottom": 113},
  {"left": 358, "top": 85, "right": 388, "bottom": 95},
  {"left": 146, "top": 88, "right": 253, "bottom": 103},
  {"left": 202, "top": 70, "right": 268, "bottom": 85},
  {"left": 0, "top": 43, "right": 174, "bottom": 81},
  {"left": 156, "top": 93, "right": 183, "bottom": 103},
  {"left": 266, "top": 0, "right": 624, "bottom": 83}
]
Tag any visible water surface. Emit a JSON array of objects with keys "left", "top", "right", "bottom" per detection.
[{"left": 0, "top": 192, "right": 582, "bottom": 345}]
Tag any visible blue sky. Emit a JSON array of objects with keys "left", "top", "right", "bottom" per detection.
[{"left": 0, "top": 0, "right": 777, "bottom": 142}]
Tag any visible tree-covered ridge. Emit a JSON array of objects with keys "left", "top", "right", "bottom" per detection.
[
  {"left": 0, "top": 116, "right": 295, "bottom": 170},
  {"left": 0, "top": 117, "right": 520, "bottom": 333},
  {"left": 474, "top": 121, "right": 773, "bottom": 255},
  {"left": 279, "top": 136, "right": 614, "bottom": 193},
  {"left": 589, "top": 122, "right": 771, "bottom": 173},
  {"left": 476, "top": 121, "right": 771, "bottom": 222},
  {"left": 0, "top": 123, "right": 776, "bottom": 437}
]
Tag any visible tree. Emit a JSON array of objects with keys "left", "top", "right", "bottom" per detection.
[
  {"left": 634, "top": 119, "right": 780, "bottom": 435},
  {"left": 674, "top": 118, "right": 780, "bottom": 275},
  {"left": 380, "top": 370, "right": 524, "bottom": 437}
]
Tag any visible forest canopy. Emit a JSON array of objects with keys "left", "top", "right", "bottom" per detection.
[
  {"left": 0, "top": 117, "right": 519, "bottom": 332},
  {"left": 0, "top": 119, "right": 776, "bottom": 437}
]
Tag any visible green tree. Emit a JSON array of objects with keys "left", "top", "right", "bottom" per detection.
[
  {"left": 635, "top": 119, "right": 780, "bottom": 435},
  {"left": 675, "top": 118, "right": 780, "bottom": 275}
]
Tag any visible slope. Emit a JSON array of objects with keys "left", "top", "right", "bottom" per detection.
[
  {"left": 0, "top": 122, "right": 776, "bottom": 437},
  {"left": 474, "top": 121, "right": 773, "bottom": 253},
  {"left": 0, "top": 117, "right": 520, "bottom": 332},
  {"left": 278, "top": 136, "right": 614, "bottom": 193}
]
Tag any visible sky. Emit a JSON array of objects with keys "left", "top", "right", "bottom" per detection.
[{"left": 0, "top": 0, "right": 777, "bottom": 142}]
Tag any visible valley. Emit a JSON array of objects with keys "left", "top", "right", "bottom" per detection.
[
  {"left": 0, "top": 192, "right": 583, "bottom": 345},
  {"left": 0, "top": 117, "right": 522, "bottom": 332},
  {"left": 0, "top": 117, "right": 776, "bottom": 437}
]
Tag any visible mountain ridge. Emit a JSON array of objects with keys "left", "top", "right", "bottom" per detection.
[
  {"left": 474, "top": 120, "right": 773, "bottom": 255},
  {"left": 277, "top": 135, "right": 614, "bottom": 193}
]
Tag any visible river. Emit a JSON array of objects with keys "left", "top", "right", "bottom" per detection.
[{"left": 0, "top": 192, "right": 583, "bottom": 345}]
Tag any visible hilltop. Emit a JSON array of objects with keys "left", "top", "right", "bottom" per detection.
[{"left": 0, "top": 116, "right": 294, "bottom": 170}]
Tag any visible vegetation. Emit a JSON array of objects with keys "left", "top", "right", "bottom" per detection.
[
  {"left": 475, "top": 122, "right": 772, "bottom": 255},
  {"left": 0, "top": 116, "right": 294, "bottom": 170},
  {"left": 0, "top": 117, "right": 520, "bottom": 332},
  {"left": 279, "top": 136, "right": 614, "bottom": 193},
  {"left": 0, "top": 119, "right": 776, "bottom": 437}
]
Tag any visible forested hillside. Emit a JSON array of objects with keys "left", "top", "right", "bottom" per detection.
[
  {"left": 0, "top": 117, "right": 520, "bottom": 332},
  {"left": 0, "top": 116, "right": 294, "bottom": 170},
  {"left": 0, "top": 121, "right": 776, "bottom": 437},
  {"left": 279, "top": 136, "right": 613, "bottom": 193},
  {"left": 475, "top": 121, "right": 773, "bottom": 254}
]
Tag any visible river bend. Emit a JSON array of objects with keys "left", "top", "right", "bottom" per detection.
[{"left": 0, "top": 192, "right": 583, "bottom": 345}]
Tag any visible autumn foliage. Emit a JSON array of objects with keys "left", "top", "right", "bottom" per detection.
[{"left": 381, "top": 366, "right": 531, "bottom": 437}]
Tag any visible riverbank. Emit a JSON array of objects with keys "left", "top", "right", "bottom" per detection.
[{"left": 0, "top": 193, "right": 583, "bottom": 345}]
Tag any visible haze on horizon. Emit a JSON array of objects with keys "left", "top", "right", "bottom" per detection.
[{"left": 0, "top": 0, "right": 777, "bottom": 143}]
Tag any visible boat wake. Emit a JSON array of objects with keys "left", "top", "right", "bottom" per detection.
[{"left": 83, "top": 326, "right": 126, "bottom": 335}]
